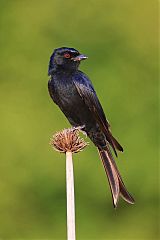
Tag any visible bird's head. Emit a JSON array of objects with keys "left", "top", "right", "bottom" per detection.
[{"left": 48, "top": 47, "right": 88, "bottom": 75}]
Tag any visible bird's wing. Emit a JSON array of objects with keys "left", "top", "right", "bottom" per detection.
[{"left": 73, "top": 72, "right": 123, "bottom": 155}]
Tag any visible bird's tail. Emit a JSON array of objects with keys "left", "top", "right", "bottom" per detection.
[{"left": 98, "top": 146, "right": 135, "bottom": 207}]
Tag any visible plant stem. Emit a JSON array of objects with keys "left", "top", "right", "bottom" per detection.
[{"left": 66, "top": 151, "right": 76, "bottom": 240}]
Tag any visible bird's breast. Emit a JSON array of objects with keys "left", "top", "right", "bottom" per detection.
[
  {"left": 50, "top": 73, "right": 97, "bottom": 129},
  {"left": 54, "top": 77, "right": 82, "bottom": 109}
]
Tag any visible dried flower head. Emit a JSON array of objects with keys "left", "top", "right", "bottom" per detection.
[{"left": 50, "top": 127, "right": 88, "bottom": 153}]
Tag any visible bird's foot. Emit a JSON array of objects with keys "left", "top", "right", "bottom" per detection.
[
  {"left": 72, "top": 125, "right": 87, "bottom": 137},
  {"left": 80, "top": 129, "right": 88, "bottom": 137}
]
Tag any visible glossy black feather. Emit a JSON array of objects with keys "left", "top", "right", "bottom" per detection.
[
  {"left": 48, "top": 47, "right": 134, "bottom": 207},
  {"left": 73, "top": 72, "right": 123, "bottom": 155}
]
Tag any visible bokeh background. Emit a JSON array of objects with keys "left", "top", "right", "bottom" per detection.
[{"left": 0, "top": 0, "right": 158, "bottom": 239}]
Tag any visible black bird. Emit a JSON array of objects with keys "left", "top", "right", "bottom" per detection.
[{"left": 48, "top": 47, "right": 134, "bottom": 207}]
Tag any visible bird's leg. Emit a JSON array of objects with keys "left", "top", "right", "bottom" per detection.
[
  {"left": 72, "top": 125, "right": 88, "bottom": 137},
  {"left": 80, "top": 129, "right": 88, "bottom": 137}
]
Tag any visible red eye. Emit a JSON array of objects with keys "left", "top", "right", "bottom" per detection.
[{"left": 64, "top": 53, "right": 71, "bottom": 58}]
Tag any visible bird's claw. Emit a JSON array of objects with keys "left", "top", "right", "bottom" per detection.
[{"left": 73, "top": 125, "right": 87, "bottom": 137}]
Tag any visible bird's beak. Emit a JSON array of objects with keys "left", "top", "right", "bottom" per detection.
[{"left": 71, "top": 54, "right": 88, "bottom": 62}]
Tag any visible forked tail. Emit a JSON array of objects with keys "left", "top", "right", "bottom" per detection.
[{"left": 98, "top": 146, "right": 135, "bottom": 207}]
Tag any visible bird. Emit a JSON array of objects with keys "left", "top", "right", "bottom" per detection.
[{"left": 48, "top": 47, "right": 135, "bottom": 207}]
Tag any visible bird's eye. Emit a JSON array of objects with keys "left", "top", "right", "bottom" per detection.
[{"left": 64, "top": 53, "right": 71, "bottom": 59}]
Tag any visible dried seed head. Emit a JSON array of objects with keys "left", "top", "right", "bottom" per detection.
[{"left": 50, "top": 127, "right": 88, "bottom": 153}]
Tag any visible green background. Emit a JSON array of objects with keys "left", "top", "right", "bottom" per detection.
[{"left": 0, "top": 0, "right": 158, "bottom": 239}]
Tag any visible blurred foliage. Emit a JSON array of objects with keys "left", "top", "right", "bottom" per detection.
[{"left": 0, "top": 0, "right": 158, "bottom": 239}]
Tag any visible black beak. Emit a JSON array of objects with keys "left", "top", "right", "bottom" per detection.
[{"left": 71, "top": 54, "right": 88, "bottom": 62}]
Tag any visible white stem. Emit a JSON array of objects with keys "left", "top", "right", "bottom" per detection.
[{"left": 66, "top": 151, "right": 76, "bottom": 240}]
